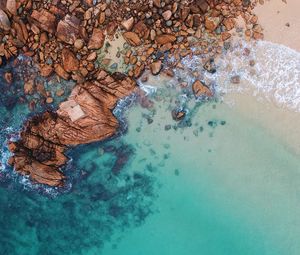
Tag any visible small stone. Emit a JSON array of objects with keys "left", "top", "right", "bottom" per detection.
[
  {"left": 162, "top": 10, "right": 172, "bottom": 21},
  {"left": 74, "top": 39, "right": 84, "bottom": 49},
  {"left": 39, "top": 64, "right": 53, "bottom": 77},
  {"left": 203, "top": 59, "right": 216, "bottom": 73},
  {"left": 6, "top": 0, "right": 17, "bottom": 15},
  {"left": 121, "top": 17, "right": 134, "bottom": 31},
  {"left": 150, "top": 60, "right": 162, "bottom": 75},
  {"left": 87, "top": 52, "right": 97, "bottom": 61},
  {"left": 46, "top": 97, "right": 54, "bottom": 104},
  {"left": 56, "top": 89, "right": 65, "bottom": 97},
  {"left": 4, "top": 72, "right": 13, "bottom": 84},
  {"left": 230, "top": 75, "right": 240, "bottom": 84},
  {"left": 172, "top": 110, "right": 185, "bottom": 121},
  {"left": 192, "top": 80, "right": 213, "bottom": 98},
  {"left": 24, "top": 80, "right": 34, "bottom": 95},
  {"left": 54, "top": 64, "right": 70, "bottom": 80}
]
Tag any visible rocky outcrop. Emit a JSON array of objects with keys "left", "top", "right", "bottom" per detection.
[{"left": 8, "top": 70, "right": 136, "bottom": 187}]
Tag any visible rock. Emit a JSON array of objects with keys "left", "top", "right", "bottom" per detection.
[
  {"left": 24, "top": 80, "right": 35, "bottom": 95},
  {"left": 74, "top": 39, "right": 84, "bottom": 49},
  {"left": 86, "top": 51, "right": 97, "bottom": 61},
  {"left": 153, "top": 0, "right": 161, "bottom": 7},
  {"left": 61, "top": 48, "right": 79, "bottom": 73},
  {"left": 155, "top": 34, "right": 176, "bottom": 44},
  {"left": 54, "top": 64, "right": 70, "bottom": 80},
  {"left": 123, "top": 31, "right": 141, "bottom": 46},
  {"left": 203, "top": 58, "right": 216, "bottom": 73},
  {"left": 0, "top": 9, "right": 11, "bottom": 31},
  {"left": 223, "top": 18, "right": 235, "bottom": 31},
  {"left": 4, "top": 72, "right": 13, "bottom": 84},
  {"left": 31, "top": 9, "right": 57, "bottom": 34},
  {"left": 46, "top": 97, "right": 54, "bottom": 104},
  {"left": 192, "top": 80, "right": 213, "bottom": 98},
  {"left": 88, "top": 28, "right": 105, "bottom": 50},
  {"left": 56, "top": 89, "right": 65, "bottom": 97},
  {"left": 121, "top": 17, "right": 134, "bottom": 31},
  {"left": 9, "top": 70, "right": 136, "bottom": 186},
  {"left": 39, "top": 64, "right": 54, "bottom": 77},
  {"left": 56, "top": 15, "right": 80, "bottom": 44},
  {"left": 150, "top": 61, "right": 162, "bottom": 75},
  {"left": 196, "top": 0, "right": 209, "bottom": 13},
  {"left": 205, "top": 16, "right": 221, "bottom": 32},
  {"left": 40, "top": 32, "right": 48, "bottom": 45},
  {"left": 6, "top": 0, "right": 16, "bottom": 15},
  {"left": 162, "top": 10, "right": 172, "bottom": 21},
  {"left": 230, "top": 75, "right": 240, "bottom": 84},
  {"left": 221, "top": 32, "right": 231, "bottom": 41},
  {"left": 172, "top": 109, "right": 185, "bottom": 121}
]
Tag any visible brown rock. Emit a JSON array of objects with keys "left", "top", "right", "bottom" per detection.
[
  {"left": 223, "top": 18, "right": 235, "bottom": 31},
  {"left": 192, "top": 80, "right": 213, "bottom": 98},
  {"left": 4, "top": 72, "right": 13, "bottom": 84},
  {"left": 230, "top": 75, "right": 240, "bottom": 84},
  {"left": 150, "top": 61, "right": 162, "bottom": 75},
  {"left": 62, "top": 48, "right": 79, "bottom": 73},
  {"left": 6, "top": 0, "right": 17, "bottom": 15},
  {"left": 205, "top": 16, "right": 221, "bottom": 32},
  {"left": 153, "top": 0, "right": 161, "bottom": 7},
  {"left": 56, "top": 89, "right": 65, "bottom": 97},
  {"left": 155, "top": 34, "right": 176, "bottom": 44},
  {"left": 162, "top": 10, "right": 172, "bottom": 21},
  {"left": 56, "top": 15, "right": 80, "bottom": 44},
  {"left": 31, "top": 9, "right": 57, "bottom": 34},
  {"left": 46, "top": 97, "right": 54, "bottom": 104},
  {"left": 40, "top": 32, "right": 48, "bottom": 45},
  {"left": 123, "top": 32, "right": 142, "bottom": 46},
  {"left": 39, "top": 64, "right": 53, "bottom": 77},
  {"left": 0, "top": 9, "right": 11, "bottom": 31},
  {"left": 172, "top": 110, "right": 186, "bottom": 121},
  {"left": 121, "top": 17, "right": 134, "bottom": 31},
  {"left": 221, "top": 32, "right": 231, "bottom": 41},
  {"left": 196, "top": 0, "right": 209, "bottom": 13},
  {"left": 9, "top": 71, "right": 136, "bottom": 186},
  {"left": 74, "top": 39, "right": 84, "bottom": 49},
  {"left": 24, "top": 80, "right": 35, "bottom": 95},
  {"left": 54, "top": 64, "right": 70, "bottom": 80},
  {"left": 88, "top": 28, "right": 105, "bottom": 50}
]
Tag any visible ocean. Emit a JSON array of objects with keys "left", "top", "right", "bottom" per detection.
[{"left": 0, "top": 40, "right": 300, "bottom": 255}]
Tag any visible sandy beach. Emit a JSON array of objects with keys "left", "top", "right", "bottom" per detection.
[{"left": 254, "top": 0, "right": 300, "bottom": 51}]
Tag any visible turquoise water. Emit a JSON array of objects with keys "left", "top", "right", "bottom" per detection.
[
  {"left": 1, "top": 85, "right": 300, "bottom": 254},
  {"left": 1, "top": 44, "right": 300, "bottom": 254}
]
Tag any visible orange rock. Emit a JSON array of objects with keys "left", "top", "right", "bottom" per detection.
[
  {"left": 192, "top": 80, "right": 213, "bottom": 98},
  {"left": 155, "top": 34, "right": 176, "bottom": 44},
  {"left": 150, "top": 61, "right": 162, "bottom": 75},
  {"left": 205, "top": 16, "right": 221, "bottom": 32},
  {"left": 54, "top": 64, "right": 70, "bottom": 80},
  {"left": 56, "top": 15, "right": 80, "bottom": 44},
  {"left": 221, "top": 32, "right": 231, "bottom": 41},
  {"left": 31, "top": 9, "right": 57, "bottom": 34},
  {"left": 62, "top": 48, "right": 79, "bottom": 72},
  {"left": 88, "top": 28, "right": 105, "bottom": 50},
  {"left": 39, "top": 64, "right": 53, "bottom": 77},
  {"left": 121, "top": 17, "right": 134, "bottom": 31},
  {"left": 123, "top": 32, "right": 142, "bottom": 46}
]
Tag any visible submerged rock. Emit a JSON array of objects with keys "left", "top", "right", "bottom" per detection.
[
  {"left": 192, "top": 80, "right": 213, "bottom": 98},
  {"left": 8, "top": 70, "right": 136, "bottom": 187}
]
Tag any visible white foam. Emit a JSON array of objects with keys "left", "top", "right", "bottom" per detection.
[{"left": 212, "top": 40, "right": 300, "bottom": 112}]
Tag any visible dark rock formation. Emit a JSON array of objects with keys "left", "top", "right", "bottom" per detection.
[{"left": 8, "top": 70, "right": 136, "bottom": 187}]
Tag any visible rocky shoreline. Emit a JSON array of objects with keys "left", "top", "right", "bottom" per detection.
[{"left": 0, "top": 0, "right": 263, "bottom": 186}]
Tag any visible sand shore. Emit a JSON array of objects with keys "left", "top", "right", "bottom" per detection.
[{"left": 254, "top": 0, "right": 300, "bottom": 51}]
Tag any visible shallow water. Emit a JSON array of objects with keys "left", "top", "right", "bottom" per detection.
[{"left": 1, "top": 42, "right": 300, "bottom": 255}]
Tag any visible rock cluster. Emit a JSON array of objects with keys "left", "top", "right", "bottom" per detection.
[
  {"left": 8, "top": 70, "right": 136, "bottom": 186},
  {"left": 0, "top": 0, "right": 263, "bottom": 76}
]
